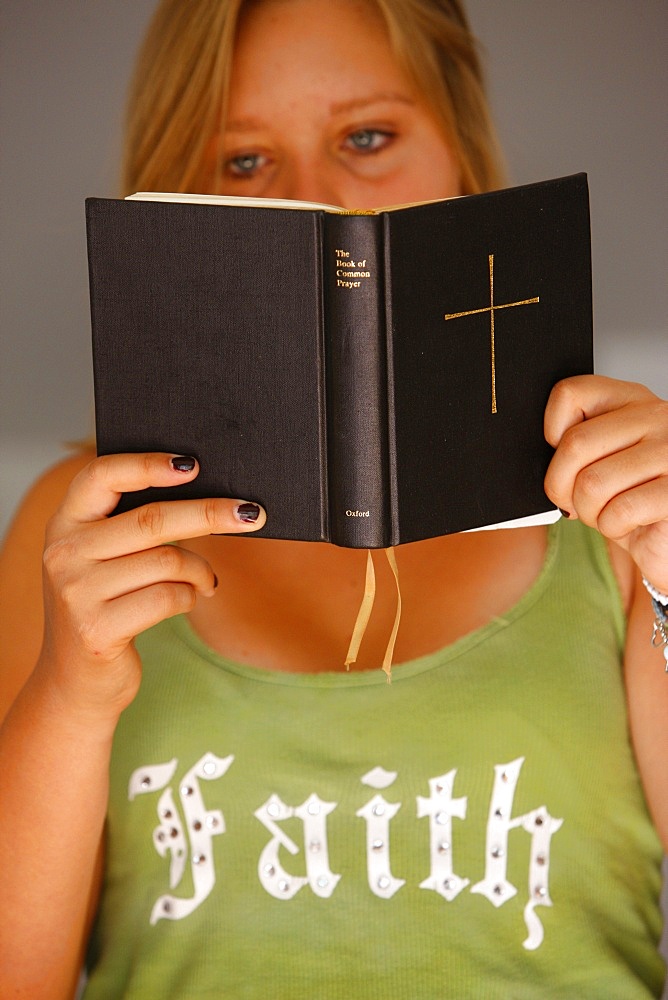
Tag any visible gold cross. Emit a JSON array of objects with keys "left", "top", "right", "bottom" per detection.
[{"left": 444, "top": 254, "right": 539, "bottom": 413}]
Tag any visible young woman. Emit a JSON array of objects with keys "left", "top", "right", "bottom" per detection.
[{"left": 1, "top": 1, "right": 667, "bottom": 997}]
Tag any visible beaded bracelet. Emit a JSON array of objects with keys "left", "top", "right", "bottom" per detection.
[{"left": 643, "top": 577, "right": 668, "bottom": 671}]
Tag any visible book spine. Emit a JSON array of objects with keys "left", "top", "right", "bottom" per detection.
[{"left": 323, "top": 213, "right": 391, "bottom": 548}]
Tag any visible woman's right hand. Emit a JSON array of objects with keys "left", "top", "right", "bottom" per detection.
[
  {"left": 37, "top": 451, "right": 266, "bottom": 721},
  {"left": 0, "top": 450, "right": 267, "bottom": 997}
]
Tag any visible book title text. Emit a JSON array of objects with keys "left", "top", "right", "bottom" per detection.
[{"left": 335, "top": 249, "right": 371, "bottom": 289}]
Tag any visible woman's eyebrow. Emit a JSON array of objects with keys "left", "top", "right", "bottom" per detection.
[
  {"left": 329, "top": 92, "right": 415, "bottom": 116},
  {"left": 224, "top": 117, "right": 266, "bottom": 134},
  {"left": 224, "top": 93, "right": 415, "bottom": 134}
]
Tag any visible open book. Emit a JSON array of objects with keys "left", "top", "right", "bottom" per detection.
[{"left": 87, "top": 174, "right": 593, "bottom": 548}]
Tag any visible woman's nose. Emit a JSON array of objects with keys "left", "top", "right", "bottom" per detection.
[{"left": 280, "top": 160, "right": 342, "bottom": 208}]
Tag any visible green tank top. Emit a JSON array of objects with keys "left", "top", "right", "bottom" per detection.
[{"left": 84, "top": 520, "right": 665, "bottom": 998}]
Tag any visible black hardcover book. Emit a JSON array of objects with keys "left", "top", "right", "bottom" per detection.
[{"left": 86, "top": 173, "right": 593, "bottom": 548}]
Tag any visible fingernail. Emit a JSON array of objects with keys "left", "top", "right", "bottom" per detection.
[
  {"left": 213, "top": 574, "right": 219, "bottom": 589},
  {"left": 171, "top": 455, "right": 196, "bottom": 473},
  {"left": 235, "top": 502, "right": 261, "bottom": 523},
  {"left": 558, "top": 508, "right": 571, "bottom": 518}
]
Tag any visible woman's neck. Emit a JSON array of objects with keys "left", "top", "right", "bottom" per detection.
[{"left": 184, "top": 527, "right": 549, "bottom": 674}]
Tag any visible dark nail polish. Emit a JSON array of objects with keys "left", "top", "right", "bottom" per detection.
[
  {"left": 171, "top": 455, "right": 196, "bottom": 473},
  {"left": 236, "top": 502, "right": 260, "bottom": 523},
  {"left": 558, "top": 508, "right": 571, "bottom": 518},
  {"left": 212, "top": 574, "right": 219, "bottom": 589}
]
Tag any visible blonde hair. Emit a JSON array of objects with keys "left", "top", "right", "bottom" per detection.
[{"left": 122, "top": 0, "right": 505, "bottom": 197}]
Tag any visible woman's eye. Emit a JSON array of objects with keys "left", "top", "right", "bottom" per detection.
[
  {"left": 224, "top": 153, "right": 267, "bottom": 177},
  {"left": 344, "top": 129, "right": 393, "bottom": 153}
]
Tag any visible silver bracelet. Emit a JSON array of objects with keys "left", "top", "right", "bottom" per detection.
[{"left": 643, "top": 577, "right": 668, "bottom": 671}]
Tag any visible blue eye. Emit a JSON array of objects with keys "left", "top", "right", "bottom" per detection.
[
  {"left": 226, "top": 153, "right": 266, "bottom": 177},
  {"left": 345, "top": 129, "right": 392, "bottom": 153}
]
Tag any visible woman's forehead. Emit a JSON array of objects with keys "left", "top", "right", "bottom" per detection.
[{"left": 228, "top": 0, "right": 415, "bottom": 115}]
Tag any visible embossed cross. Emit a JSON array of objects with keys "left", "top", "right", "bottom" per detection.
[{"left": 444, "top": 254, "right": 539, "bottom": 413}]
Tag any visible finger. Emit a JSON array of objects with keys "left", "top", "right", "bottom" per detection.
[
  {"left": 49, "top": 452, "right": 266, "bottom": 553},
  {"left": 596, "top": 476, "right": 668, "bottom": 544},
  {"left": 565, "top": 441, "right": 668, "bottom": 529},
  {"left": 544, "top": 405, "right": 661, "bottom": 516},
  {"left": 544, "top": 375, "right": 655, "bottom": 448},
  {"left": 75, "top": 582, "right": 204, "bottom": 662},
  {"left": 65, "top": 545, "right": 219, "bottom": 606},
  {"left": 57, "top": 453, "right": 202, "bottom": 524},
  {"left": 67, "top": 495, "right": 266, "bottom": 562}
]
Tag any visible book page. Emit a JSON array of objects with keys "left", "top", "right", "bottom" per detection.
[
  {"left": 126, "top": 192, "right": 343, "bottom": 211},
  {"left": 125, "top": 191, "right": 459, "bottom": 214},
  {"left": 467, "top": 509, "right": 561, "bottom": 533}
]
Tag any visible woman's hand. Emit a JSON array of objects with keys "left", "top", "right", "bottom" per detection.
[
  {"left": 544, "top": 375, "right": 668, "bottom": 592},
  {"left": 37, "top": 451, "right": 266, "bottom": 720},
  {"left": 0, "top": 450, "right": 266, "bottom": 997}
]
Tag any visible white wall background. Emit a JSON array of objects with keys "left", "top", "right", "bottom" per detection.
[{"left": 1, "top": 0, "right": 667, "bottom": 990}]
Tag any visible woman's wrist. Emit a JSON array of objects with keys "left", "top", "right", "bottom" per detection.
[
  {"left": 642, "top": 577, "right": 668, "bottom": 670},
  {"left": 27, "top": 656, "right": 130, "bottom": 741},
  {"left": 642, "top": 576, "right": 668, "bottom": 611}
]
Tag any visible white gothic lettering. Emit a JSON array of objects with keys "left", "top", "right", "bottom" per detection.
[{"left": 128, "top": 753, "right": 562, "bottom": 949}]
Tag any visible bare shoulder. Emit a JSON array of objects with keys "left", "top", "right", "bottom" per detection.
[{"left": 0, "top": 450, "right": 95, "bottom": 715}]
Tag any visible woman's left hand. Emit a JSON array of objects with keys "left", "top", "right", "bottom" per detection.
[{"left": 544, "top": 374, "right": 668, "bottom": 592}]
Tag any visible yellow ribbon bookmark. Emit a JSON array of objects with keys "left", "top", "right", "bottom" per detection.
[
  {"left": 345, "top": 550, "right": 376, "bottom": 670},
  {"left": 383, "top": 548, "right": 402, "bottom": 681},
  {"left": 345, "top": 548, "right": 402, "bottom": 682}
]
